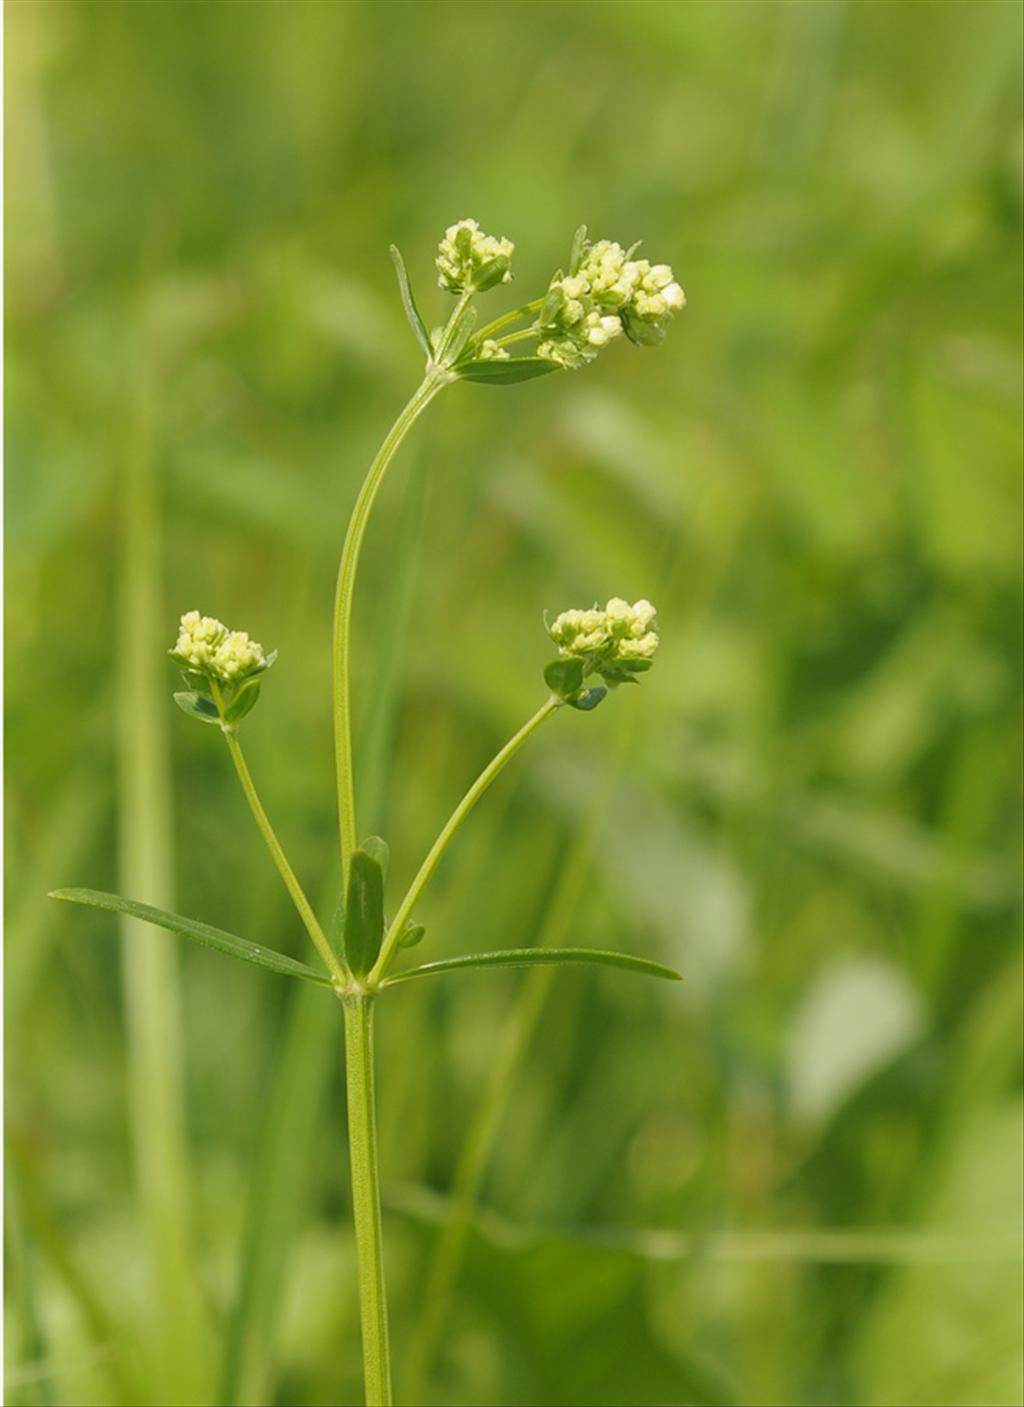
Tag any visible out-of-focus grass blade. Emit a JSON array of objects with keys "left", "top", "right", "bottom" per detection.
[
  {"left": 221, "top": 979, "right": 338, "bottom": 1406},
  {"left": 49, "top": 889, "right": 335, "bottom": 986},
  {"left": 384, "top": 946, "right": 682, "bottom": 985},
  {"left": 5, "top": 1170, "right": 55, "bottom": 1407},
  {"left": 6, "top": 1130, "right": 145, "bottom": 1405}
]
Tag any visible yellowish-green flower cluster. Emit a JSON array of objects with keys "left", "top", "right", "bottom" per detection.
[
  {"left": 549, "top": 597, "right": 659, "bottom": 667},
  {"left": 536, "top": 234, "right": 685, "bottom": 368},
  {"left": 171, "top": 611, "right": 269, "bottom": 684},
  {"left": 436, "top": 219, "right": 514, "bottom": 294},
  {"left": 543, "top": 597, "right": 658, "bottom": 710}
]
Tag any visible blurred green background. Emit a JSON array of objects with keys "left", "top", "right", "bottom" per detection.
[{"left": 5, "top": 1, "right": 1023, "bottom": 1404}]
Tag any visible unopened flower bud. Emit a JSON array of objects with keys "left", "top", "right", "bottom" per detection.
[{"left": 436, "top": 218, "right": 514, "bottom": 294}]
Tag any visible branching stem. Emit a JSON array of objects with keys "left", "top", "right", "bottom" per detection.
[
  {"left": 370, "top": 696, "right": 560, "bottom": 984},
  {"left": 211, "top": 684, "right": 345, "bottom": 986}
]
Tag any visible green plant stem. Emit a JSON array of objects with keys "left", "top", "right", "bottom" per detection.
[
  {"left": 477, "top": 296, "right": 544, "bottom": 342},
  {"left": 370, "top": 696, "right": 560, "bottom": 984},
  {"left": 343, "top": 995, "right": 392, "bottom": 1406},
  {"left": 495, "top": 327, "right": 539, "bottom": 350},
  {"left": 332, "top": 373, "right": 446, "bottom": 878},
  {"left": 212, "top": 696, "right": 346, "bottom": 985}
]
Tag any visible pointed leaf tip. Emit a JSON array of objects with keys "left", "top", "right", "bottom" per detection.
[
  {"left": 390, "top": 243, "right": 432, "bottom": 358},
  {"left": 383, "top": 946, "right": 682, "bottom": 986}
]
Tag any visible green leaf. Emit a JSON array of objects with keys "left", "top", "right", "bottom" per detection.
[
  {"left": 49, "top": 888, "right": 334, "bottom": 986},
  {"left": 441, "top": 301, "right": 478, "bottom": 366},
  {"left": 621, "top": 307, "right": 668, "bottom": 347},
  {"left": 384, "top": 946, "right": 682, "bottom": 986},
  {"left": 390, "top": 243, "right": 432, "bottom": 358},
  {"left": 544, "top": 657, "right": 584, "bottom": 698},
  {"left": 398, "top": 921, "right": 426, "bottom": 950},
  {"left": 224, "top": 679, "right": 261, "bottom": 723},
  {"left": 361, "top": 835, "right": 390, "bottom": 880},
  {"left": 568, "top": 685, "right": 607, "bottom": 711},
  {"left": 343, "top": 848, "right": 385, "bottom": 976},
  {"left": 473, "top": 256, "right": 512, "bottom": 292},
  {"left": 457, "top": 356, "right": 560, "bottom": 386},
  {"left": 173, "top": 691, "right": 222, "bottom": 726},
  {"left": 568, "top": 223, "right": 589, "bottom": 275}
]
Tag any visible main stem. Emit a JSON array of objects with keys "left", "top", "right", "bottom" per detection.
[
  {"left": 333, "top": 372, "right": 447, "bottom": 875},
  {"left": 344, "top": 995, "right": 392, "bottom": 1406}
]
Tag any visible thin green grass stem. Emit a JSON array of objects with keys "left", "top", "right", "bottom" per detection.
[{"left": 344, "top": 995, "right": 393, "bottom": 1406}]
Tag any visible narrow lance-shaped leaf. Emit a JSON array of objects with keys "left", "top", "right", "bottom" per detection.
[
  {"left": 457, "top": 357, "right": 561, "bottom": 386},
  {"left": 390, "top": 244, "right": 432, "bottom": 358},
  {"left": 440, "top": 300, "right": 478, "bottom": 367},
  {"left": 49, "top": 888, "right": 334, "bottom": 987},
  {"left": 343, "top": 849, "right": 385, "bottom": 977},
  {"left": 567, "top": 224, "right": 589, "bottom": 276},
  {"left": 383, "top": 946, "right": 683, "bottom": 987}
]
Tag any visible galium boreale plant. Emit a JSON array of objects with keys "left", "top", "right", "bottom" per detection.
[{"left": 52, "top": 218, "right": 686, "bottom": 1406}]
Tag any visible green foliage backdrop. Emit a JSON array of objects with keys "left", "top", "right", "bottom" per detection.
[{"left": 5, "top": 2, "right": 1022, "bottom": 1404}]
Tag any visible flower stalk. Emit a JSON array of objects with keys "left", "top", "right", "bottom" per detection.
[{"left": 331, "top": 371, "right": 447, "bottom": 876}]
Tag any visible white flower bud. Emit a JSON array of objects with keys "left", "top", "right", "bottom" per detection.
[
  {"left": 436, "top": 218, "right": 514, "bottom": 294},
  {"left": 584, "top": 312, "right": 623, "bottom": 348},
  {"left": 629, "top": 598, "right": 657, "bottom": 634}
]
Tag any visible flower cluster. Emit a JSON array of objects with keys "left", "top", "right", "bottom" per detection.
[
  {"left": 170, "top": 611, "right": 270, "bottom": 684},
  {"left": 544, "top": 598, "right": 658, "bottom": 710},
  {"left": 536, "top": 235, "right": 685, "bottom": 368},
  {"left": 549, "top": 597, "right": 659, "bottom": 665},
  {"left": 436, "top": 219, "right": 514, "bottom": 294}
]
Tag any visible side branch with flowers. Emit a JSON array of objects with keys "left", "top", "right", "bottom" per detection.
[{"left": 52, "top": 218, "right": 686, "bottom": 1407}]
